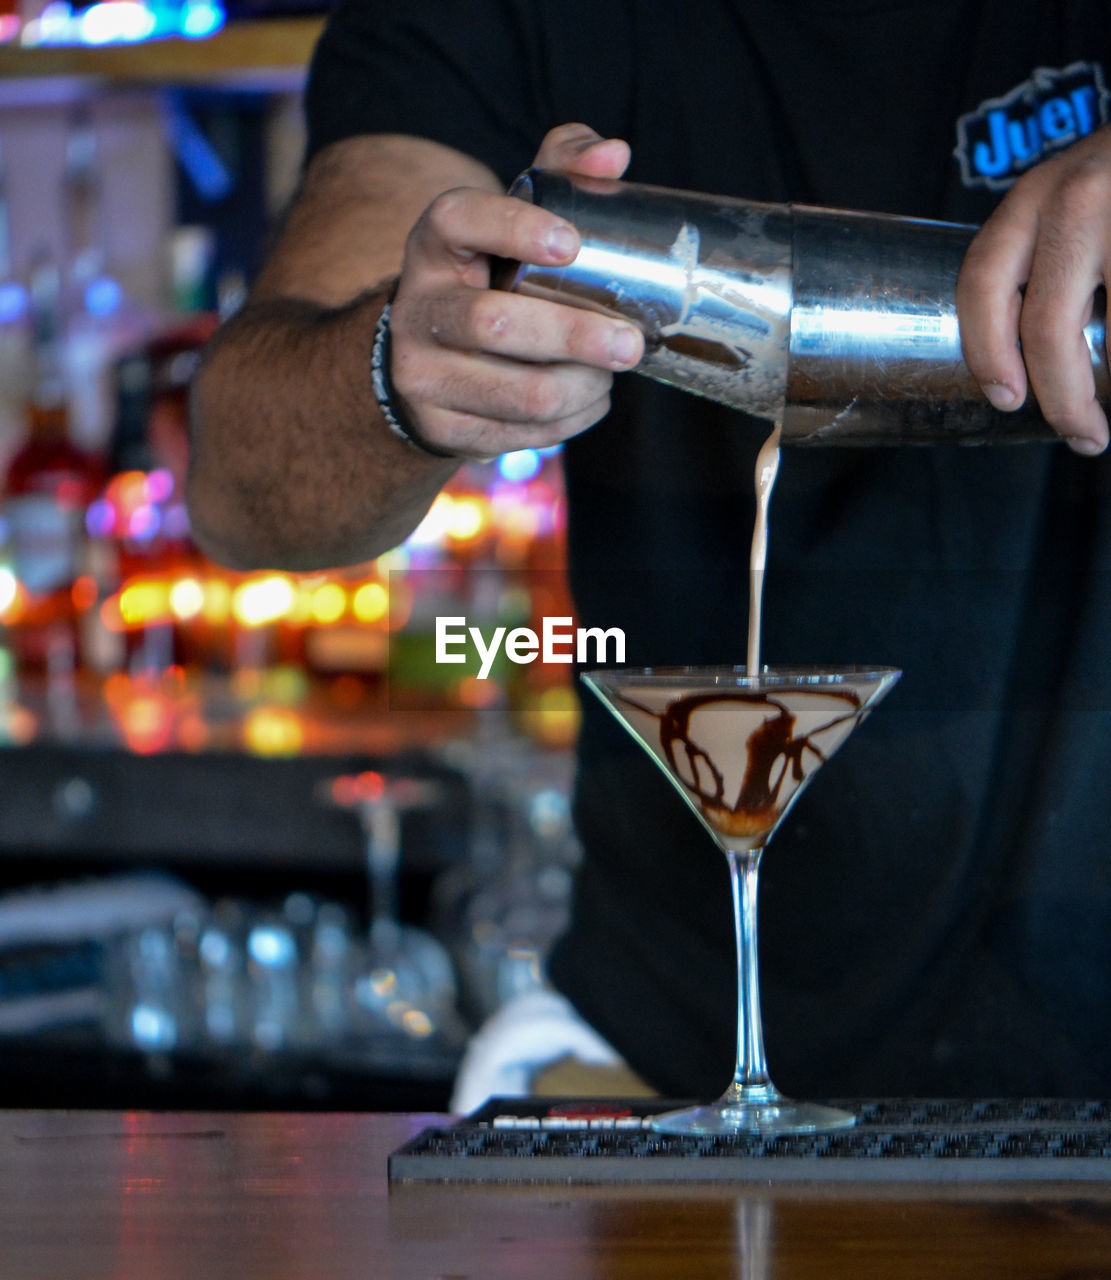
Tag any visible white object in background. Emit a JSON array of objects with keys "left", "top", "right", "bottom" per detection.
[
  {"left": 0, "top": 871, "right": 206, "bottom": 949},
  {"left": 450, "top": 987, "right": 627, "bottom": 1114}
]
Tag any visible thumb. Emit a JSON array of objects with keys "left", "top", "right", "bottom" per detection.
[{"left": 532, "top": 122, "right": 632, "bottom": 179}]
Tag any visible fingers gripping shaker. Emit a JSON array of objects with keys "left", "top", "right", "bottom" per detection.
[{"left": 495, "top": 169, "right": 1109, "bottom": 445}]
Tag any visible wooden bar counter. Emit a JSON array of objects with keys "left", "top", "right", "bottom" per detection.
[{"left": 0, "top": 1109, "right": 1108, "bottom": 1278}]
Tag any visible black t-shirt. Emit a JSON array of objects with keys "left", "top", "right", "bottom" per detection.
[{"left": 306, "top": 2, "right": 1111, "bottom": 1096}]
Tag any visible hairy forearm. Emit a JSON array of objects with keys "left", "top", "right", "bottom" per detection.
[{"left": 186, "top": 285, "right": 459, "bottom": 572}]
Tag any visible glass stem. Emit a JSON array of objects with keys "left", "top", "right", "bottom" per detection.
[
  {"left": 364, "top": 799, "right": 401, "bottom": 948},
  {"left": 728, "top": 849, "right": 773, "bottom": 1095}
]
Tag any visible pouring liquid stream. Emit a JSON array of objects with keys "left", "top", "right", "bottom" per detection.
[{"left": 747, "top": 418, "right": 782, "bottom": 675}]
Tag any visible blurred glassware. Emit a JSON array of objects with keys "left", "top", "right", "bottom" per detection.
[
  {"left": 309, "top": 900, "right": 354, "bottom": 1040},
  {"left": 245, "top": 911, "right": 302, "bottom": 1052},
  {"left": 319, "top": 770, "right": 464, "bottom": 1053},
  {"left": 105, "top": 916, "right": 198, "bottom": 1054},
  {"left": 431, "top": 740, "right": 580, "bottom": 1023},
  {"left": 95, "top": 878, "right": 209, "bottom": 1054},
  {"left": 197, "top": 898, "right": 248, "bottom": 1047}
]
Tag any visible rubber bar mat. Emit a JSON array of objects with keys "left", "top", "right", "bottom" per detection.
[{"left": 388, "top": 1097, "right": 1111, "bottom": 1183}]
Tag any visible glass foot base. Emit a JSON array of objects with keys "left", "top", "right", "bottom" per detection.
[{"left": 647, "top": 1097, "right": 856, "bottom": 1136}]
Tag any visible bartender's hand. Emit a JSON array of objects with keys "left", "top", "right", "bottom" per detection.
[
  {"left": 388, "top": 124, "right": 644, "bottom": 459},
  {"left": 958, "top": 122, "right": 1111, "bottom": 456}
]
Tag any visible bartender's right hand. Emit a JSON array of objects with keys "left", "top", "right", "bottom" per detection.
[{"left": 387, "top": 124, "right": 645, "bottom": 459}]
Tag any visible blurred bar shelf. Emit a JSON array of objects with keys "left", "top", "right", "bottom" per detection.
[
  {"left": 4, "top": 671, "right": 475, "bottom": 757},
  {"left": 0, "top": 742, "right": 469, "bottom": 874},
  {"left": 0, "top": 671, "right": 477, "bottom": 875},
  {"left": 0, "top": 17, "right": 322, "bottom": 99}
]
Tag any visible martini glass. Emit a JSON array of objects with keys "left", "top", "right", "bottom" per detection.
[{"left": 582, "top": 664, "right": 900, "bottom": 1135}]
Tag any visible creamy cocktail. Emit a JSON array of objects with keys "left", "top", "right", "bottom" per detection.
[{"left": 582, "top": 664, "right": 899, "bottom": 1135}]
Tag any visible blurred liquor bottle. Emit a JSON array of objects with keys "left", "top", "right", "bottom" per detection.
[
  {"left": 104, "top": 319, "right": 218, "bottom": 677},
  {"left": 0, "top": 0, "right": 17, "bottom": 40},
  {"left": 61, "top": 109, "right": 131, "bottom": 456},
  {"left": 0, "top": 137, "right": 30, "bottom": 474},
  {"left": 3, "top": 246, "right": 102, "bottom": 680}
]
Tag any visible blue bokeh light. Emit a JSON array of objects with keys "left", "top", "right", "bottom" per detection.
[
  {"left": 0, "top": 282, "right": 27, "bottom": 326},
  {"left": 497, "top": 448, "right": 543, "bottom": 483},
  {"left": 84, "top": 275, "right": 123, "bottom": 318}
]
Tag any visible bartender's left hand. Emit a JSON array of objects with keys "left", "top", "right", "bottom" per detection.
[{"left": 957, "top": 121, "right": 1111, "bottom": 456}]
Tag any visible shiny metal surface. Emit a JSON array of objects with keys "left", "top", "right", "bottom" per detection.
[
  {"left": 496, "top": 170, "right": 792, "bottom": 422},
  {"left": 786, "top": 206, "right": 1108, "bottom": 444},
  {"left": 499, "top": 169, "right": 1109, "bottom": 445}
]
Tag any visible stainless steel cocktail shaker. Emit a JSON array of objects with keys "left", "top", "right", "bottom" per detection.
[{"left": 495, "top": 169, "right": 1110, "bottom": 445}]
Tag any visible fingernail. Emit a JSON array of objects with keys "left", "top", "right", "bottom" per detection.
[
  {"left": 611, "top": 326, "right": 640, "bottom": 367},
  {"left": 545, "top": 224, "right": 578, "bottom": 259},
  {"left": 984, "top": 382, "right": 1019, "bottom": 411},
  {"left": 1065, "top": 435, "right": 1105, "bottom": 456}
]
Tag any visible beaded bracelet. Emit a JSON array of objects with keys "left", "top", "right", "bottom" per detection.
[{"left": 370, "top": 299, "right": 459, "bottom": 459}]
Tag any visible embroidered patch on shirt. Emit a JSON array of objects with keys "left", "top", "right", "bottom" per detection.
[{"left": 954, "top": 61, "right": 1109, "bottom": 191}]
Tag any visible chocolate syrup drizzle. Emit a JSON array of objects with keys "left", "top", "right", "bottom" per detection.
[{"left": 616, "top": 687, "right": 864, "bottom": 836}]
